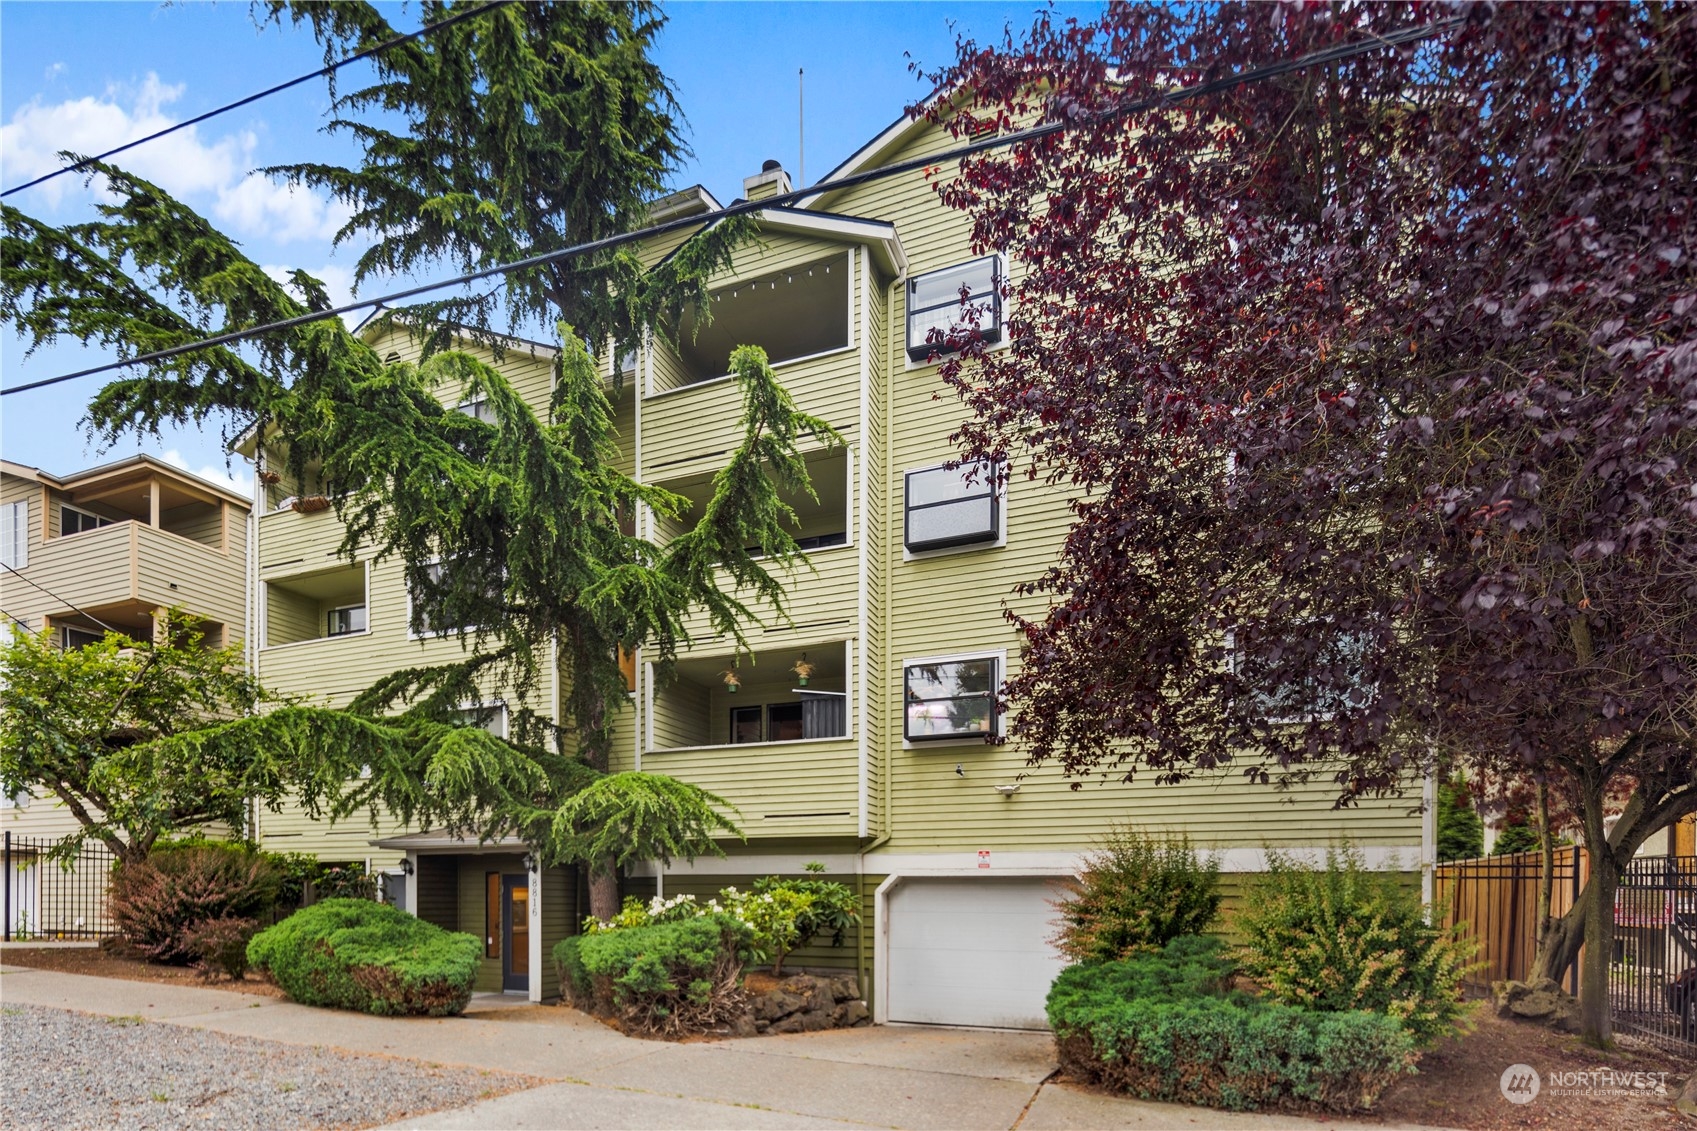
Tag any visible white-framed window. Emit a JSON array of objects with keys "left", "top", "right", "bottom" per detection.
[
  {"left": 408, "top": 560, "right": 501, "bottom": 638},
  {"left": 903, "top": 651, "right": 1001, "bottom": 745},
  {"left": 326, "top": 604, "right": 367, "bottom": 637},
  {"left": 1229, "top": 623, "right": 1375, "bottom": 723},
  {"left": 0, "top": 500, "right": 27, "bottom": 569},
  {"left": 59, "top": 626, "right": 103, "bottom": 650},
  {"left": 60, "top": 504, "right": 115, "bottom": 537},
  {"left": 905, "top": 255, "right": 1002, "bottom": 360},
  {"left": 454, "top": 701, "right": 509, "bottom": 739},
  {"left": 903, "top": 459, "right": 1004, "bottom": 555},
  {"left": 457, "top": 396, "right": 497, "bottom": 424}
]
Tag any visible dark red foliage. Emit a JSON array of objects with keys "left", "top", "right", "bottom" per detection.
[{"left": 928, "top": 1, "right": 1697, "bottom": 1040}]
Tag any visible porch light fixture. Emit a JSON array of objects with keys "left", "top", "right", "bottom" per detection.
[
  {"left": 398, "top": 857, "right": 414, "bottom": 876},
  {"left": 522, "top": 852, "right": 538, "bottom": 874}
]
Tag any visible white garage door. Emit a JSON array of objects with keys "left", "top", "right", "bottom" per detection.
[{"left": 886, "top": 876, "right": 1069, "bottom": 1029}]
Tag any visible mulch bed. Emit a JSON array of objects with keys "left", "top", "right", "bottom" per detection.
[
  {"left": 1362, "top": 1009, "right": 1691, "bottom": 1131},
  {"left": 1058, "top": 1007, "right": 1689, "bottom": 1130},
  {"left": 1, "top": 943, "right": 288, "bottom": 998}
]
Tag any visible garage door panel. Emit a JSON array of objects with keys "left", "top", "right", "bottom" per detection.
[{"left": 887, "top": 877, "right": 1069, "bottom": 1029}]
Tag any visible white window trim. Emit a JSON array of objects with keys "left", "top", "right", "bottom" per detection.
[
  {"left": 407, "top": 559, "right": 496, "bottom": 641},
  {"left": 1225, "top": 623, "right": 1374, "bottom": 725},
  {"left": 901, "top": 252, "right": 1011, "bottom": 372},
  {"left": 900, "top": 647, "right": 1006, "bottom": 750},
  {"left": 455, "top": 699, "right": 510, "bottom": 740},
  {"left": 325, "top": 602, "right": 369, "bottom": 638},
  {"left": 1, "top": 500, "right": 29, "bottom": 569},
  {"left": 901, "top": 459, "right": 1008, "bottom": 562}
]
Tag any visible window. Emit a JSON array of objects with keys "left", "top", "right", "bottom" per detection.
[
  {"left": 326, "top": 605, "right": 367, "bottom": 637},
  {"left": 458, "top": 396, "right": 497, "bottom": 424},
  {"left": 60, "top": 505, "right": 114, "bottom": 536},
  {"left": 730, "top": 705, "right": 762, "bottom": 744},
  {"left": 904, "top": 460, "right": 1001, "bottom": 553},
  {"left": 0, "top": 501, "right": 26, "bottom": 569},
  {"left": 1231, "top": 624, "right": 1375, "bottom": 723},
  {"left": 60, "top": 626, "right": 104, "bottom": 650},
  {"left": 411, "top": 560, "right": 501, "bottom": 636},
  {"left": 904, "top": 657, "right": 997, "bottom": 742},
  {"left": 906, "top": 256, "right": 1001, "bottom": 360},
  {"left": 767, "top": 702, "right": 805, "bottom": 742},
  {"left": 454, "top": 702, "right": 509, "bottom": 739}
]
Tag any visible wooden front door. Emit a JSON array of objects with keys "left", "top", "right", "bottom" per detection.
[{"left": 501, "top": 874, "right": 529, "bottom": 992}]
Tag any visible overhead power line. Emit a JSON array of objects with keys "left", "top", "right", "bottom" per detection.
[
  {"left": 0, "top": 15, "right": 1463, "bottom": 399},
  {"left": 0, "top": 1, "right": 515, "bottom": 199},
  {"left": 0, "top": 561, "right": 131, "bottom": 637}
]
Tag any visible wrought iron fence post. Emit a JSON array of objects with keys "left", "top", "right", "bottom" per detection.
[{"left": 3, "top": 829, "right": 10, "bottom": 942}]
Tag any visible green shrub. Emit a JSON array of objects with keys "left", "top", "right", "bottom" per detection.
[
  {"left": 1489, "top": 823, "right": 1539, "bottom": 856},
  {"left": 1047, "top": 937, "right": 1416, "bottom": 1113},
  {"left": 1436, "top": 779, "right": 1484, "bottom": 862},
  {"left": 1233, "top": 846, "right": 1477, "bottom": 1047},
  {"left": 110, "top": 844, "right": 282, "bottom": 964},
  {"left": 314, "top": 862, "right": 378, "bottom": 901},
  {"left": 556, "top": 913, "right": 752, "bottom": 1036},
  {"left": 746, "top": 865, "right": 860, "bottom": 973},
  {"left": 1051, "top": 827, "right": 1221, "bottom": 963},
  {"left": 247, "top": 898, "right": 480, "bottom": 1016}
]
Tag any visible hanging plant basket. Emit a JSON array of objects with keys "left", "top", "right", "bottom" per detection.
[
  {"left": 257, "top": 469, "right": 281, "bottom": 486},
  {"left": 291, "top": 494, "right": 332, "bottom": 514}
]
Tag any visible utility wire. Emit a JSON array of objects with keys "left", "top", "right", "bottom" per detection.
[
  {"left": 0, "top": 15, "right": 1464, "bottom": 399},
  {"left": 0, "top": 1, "right": 515, "bottom": 199}
]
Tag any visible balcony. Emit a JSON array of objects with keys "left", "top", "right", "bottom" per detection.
[
  {"left": 642, "top": 253, "right": 860, "bottom": 475},
  {"left": 264, "top": 563, "right": 367, "bottom": 649},
  {"left": 645, "top": 640, "right": 857, "bottom": 838},
  {"left": 26, "top": 520, "right": 244, "bottom": 639}
]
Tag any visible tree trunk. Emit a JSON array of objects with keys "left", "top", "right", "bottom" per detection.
[
  {"left": 589, "top": 862, "right": 620, "bottom": 922},
  {"left": 1530, "top": 891, "right": 1585, "bottom": 984},
  {"left": 1577, "top": 847, "right": 1617, "bottom": 1046}
]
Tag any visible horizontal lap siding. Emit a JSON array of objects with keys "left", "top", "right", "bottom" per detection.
[
  {"left": 539, "top": 865, "right": 575, "bottom": 999},
  {"left": 641, "top": 738, "right": 858, "bottom": 839},
  {"left": 133, "top": 525, "right": 245, "bottom": 629},
  {"left": 642, "top": 348, "right": 860, "bottom": 477},
  {"left": 12, "top": 524, "right": 136, "bottom": 617},
  {"left": 672, "top": 546, "right": 858, "bottom": 657},
  {"left": 825, "top": 119, "right": 1425, "bottom": 857}
]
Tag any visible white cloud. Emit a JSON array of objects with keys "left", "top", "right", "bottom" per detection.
[
  {"left": 43, "top": 62, "right": 66, "bottom": 82},
  {"left": 216, "top": 174, "right": 353, "bottom": 244},
  {"left": 1, "top": 73, "right": 346, "bottom": 244},
  {"left": 159, "top": 449, "right": 254, "bottom": 500},
  {"left": 261, "top": 263, "right": 365, "bottom": 328}
]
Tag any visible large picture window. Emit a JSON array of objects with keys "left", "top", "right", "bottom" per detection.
[
  {"left": 904, "top": 460, "right": 1001, "bottom": 553},
  {"left": 410, "top": 560, "right": 502, "bottom": 636},
  {"left": 906, "top": 256, "right": 1001, "bottom": 360},
  {"left": 904, "top": 657, "right": 996, "bottom": 742},
  {"left": 60, "top": 505, "right": 113, "bottom": 537}
]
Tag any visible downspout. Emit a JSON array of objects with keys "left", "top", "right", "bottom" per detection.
[{"left": 1421, "top": 762, "right": 1437, "bottom": 913}]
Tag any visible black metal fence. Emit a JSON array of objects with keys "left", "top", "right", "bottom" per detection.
[
  {"left": 2, "top": 832, "right": 118, "bottom": 940},
  {"left": 1612, "top": 854, "right": 1696, "bottom": 1051}
]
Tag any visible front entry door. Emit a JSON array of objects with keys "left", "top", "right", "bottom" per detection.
[{"left": 501, "top": 874, "right": 530, "bottom": 992}]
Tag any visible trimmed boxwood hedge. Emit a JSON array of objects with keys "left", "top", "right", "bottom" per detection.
[
  {"left": 1048, "top": 937, "right": 1417, "bottom": 1112},
  {"left": 247, "top": 898, "right": 481, "bottom": 1016},
  {"left": 554, "top": 913, "right": 753, "bottom": 1036}
]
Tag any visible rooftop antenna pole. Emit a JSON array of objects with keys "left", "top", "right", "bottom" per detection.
[{"left": 799, "top": 67, "right": 805, "bottom": 186}]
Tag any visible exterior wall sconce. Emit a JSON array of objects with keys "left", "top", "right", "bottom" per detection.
[
  {"left": 398, "top": 857, "right": 415, "bottom": 876},
  {"left": 522, "top": 852, "right": 539, "bottom": 874}
]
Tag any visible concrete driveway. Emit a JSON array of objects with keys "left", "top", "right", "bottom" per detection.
[{"left": 0, "top": 964, "right": 1417, "bottom": 1130}]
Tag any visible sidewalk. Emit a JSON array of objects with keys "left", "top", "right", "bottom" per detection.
[{"left": 0, "top": 963, "right": 1422, "bottom": 1130}]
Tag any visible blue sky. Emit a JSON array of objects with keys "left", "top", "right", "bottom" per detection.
[{"left": 1, "top": 1, "right": 1093, "bottom": 495}]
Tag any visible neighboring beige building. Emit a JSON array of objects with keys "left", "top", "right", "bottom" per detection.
[
  {"left": 246, "top": 110, "right": 1430, "bottom": 1020},
  {"left": 1, "top": 454, "right": 250, "bottom": 842}
]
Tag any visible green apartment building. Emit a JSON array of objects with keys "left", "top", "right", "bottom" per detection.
[{"left": 243, "top": 106, "right": 1431, "bottom": 1027}]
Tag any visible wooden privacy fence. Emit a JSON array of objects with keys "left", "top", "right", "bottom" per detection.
[{"left": 1433, "top": 845, "right": 1587, "bottom": 993}]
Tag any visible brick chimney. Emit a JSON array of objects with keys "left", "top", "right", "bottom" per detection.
[{"left": 743, "top": 159, "right": 791, "bottom": 203}]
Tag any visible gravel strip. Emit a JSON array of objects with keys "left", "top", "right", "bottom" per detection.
[{"left": 0, "top": 1003, "right": 541, "bottom": 1130}]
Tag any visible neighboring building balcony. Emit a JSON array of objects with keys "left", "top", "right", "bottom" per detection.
[
  {"left": 25, "top": 519, "right": 244, "bottom": 643},
  {"left": 643, "top": 639, "right": 858, "bottom": 839}
]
